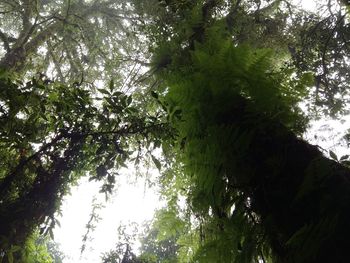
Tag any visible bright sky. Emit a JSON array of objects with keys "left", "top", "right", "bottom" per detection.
[
  {"left": 52, "top": 1, "right": 333, "bottom": 262},
  {"left": 54, "top": 168, "right": 164, "bottom": 262},
  {"left": 296, "top": 0, "right": 316, "bottom": 11}
]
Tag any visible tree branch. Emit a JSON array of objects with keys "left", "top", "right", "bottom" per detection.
[
  {"left": 20, "top": 0, "right": 34, "bottom": 33},
  {"left": 46, "top": 40, "right": 64, "bottom": 81},
  {"left": 0, "top": 132, "right": 66, "bottom": 197},
  {"left": 0, "top": 30, "right": 12, "bottom": 52}
]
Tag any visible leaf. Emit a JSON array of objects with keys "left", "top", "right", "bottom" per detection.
[
  {"left": 120, "top": 95, "right": 128, "bottom": 107},
  {"left": 7, "top": 251, "right": 13, "bottom": 263},
  {"left": 329, "top": 150, "right": 338, "bottom": 161},
  {"left": 113, "top": 91, "right": 124, "bottom": 97},
  {"left": 105, "top": 97, "right": 114, "bottom": 106},
  {"left": 48, "top": 92, "right": 59, "bottom": 102},
  {"left": 119, "top": 162, "right": 127, "bottom": 168},
  {"left": 49, "top": 228, "right": 54, "bottom": 239},
  {"left": 340, "top": 154, "right": 349, "bottom": 161},
  {"left": 151, "top": 91, "right": 159, "bottom": 99},
  {"left": 153, "top": 140, "right": 161, "bottom": 149},
  {"left": 341, "top": 160, "right": 350, "bottom": 167},
  {"left": 300, "top": 72, "right": 314, "bottom": 87},
  {"left": 97, "top": 88, "right": 111, "bottom": 95},
  {"left": 125, "top": 107, "right": 138, "bottom": 114},
  {"left": 107, "top": 174, "right": 115, "bottom": 184},
  {"left": 134, "top": 156, "right": 140, "bottom": 165},
  {"left": 9, "top": 245, "right": 20, "bottom": 253},
  {"left": 151, "top": 155, "right": 161, "bottom": 171},
  {"left": 55, "top": 218, "right": 61, "bottom": 228},
  {"left": 40, "top": 104, "right": 46, "bottom": 113},
  {"left": 109, "top": 79, "right": 114, "bottom": 91},
  {"left": 96, "top": 145, "right": 106, "bottom": 155},
  {"left": 96, "top": 165, "right": 107, "bottom": 178}
]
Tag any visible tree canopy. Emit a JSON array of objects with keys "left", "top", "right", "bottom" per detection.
[
  {"left": 1, "top": 0, "right": 350, "bottom": 262},
  {"left": 0, "top": 0, "right": 149, "bottom": 87}
]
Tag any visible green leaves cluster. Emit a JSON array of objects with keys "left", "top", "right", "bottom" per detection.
[
  {"left": 0, "top": 70, "right": 168, "bottom": 260},
  {"left": 1, "top": 1, "right": 350, "bottom": 262},
  {"left": 152, "top": 14, "right": 311, "bottom": 260},
  {"left": 0, "top": 230, "right": 61, "bottom": 263}
]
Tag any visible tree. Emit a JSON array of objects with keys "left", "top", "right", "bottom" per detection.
[
  {"left": 1, "top": 0, "right": 350, "bottom": 262},
  {"left": 0, "top": 0, "right": 167, "bottom": 258},
  {"left": 136, "top": 0, "right": 350, "bottom": 116},
  {"left": 0, "top": 71, "right": 168, "bottom": 260},
  {"left": 137, "top": 207, "right": 184, "bottom": 263},
  {"left": 103, "top": 207, "right": 189, "bottom": 263},
  {"left": 46, "top": 240, "right": 65, "bottom": 263},
  {"left": 287, "top": 2, "right": 350, "bottom": 116},
  {"left": 0, "top": 0, "right": 147, "bottom": 85},
  {"left": 142, "top": 0, "right": 350, "bottom": 262},
  {"left": 102, "top": 244, "right": 142, "bottom": 263},
  {"left": 101, "top": 222, "right": 146, "bottom": 263},
  {"left": 0, "top": 230, "right": 63, "bottom": 263}
]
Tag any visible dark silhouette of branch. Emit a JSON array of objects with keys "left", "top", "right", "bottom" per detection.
[{"left": 0, "top": 30, "right": 13, "bottom": 52}]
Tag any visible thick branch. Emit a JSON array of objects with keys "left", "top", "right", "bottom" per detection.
[
  {"left": 20, "top": 0, "right": 34, "bottom": 33},
  {"left": 0, "top": 132, "right": 65, "bottom": 198}
]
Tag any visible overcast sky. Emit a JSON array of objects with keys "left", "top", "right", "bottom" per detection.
[{"left": 54, "top": 167, "right": 163, "bottom": 263}]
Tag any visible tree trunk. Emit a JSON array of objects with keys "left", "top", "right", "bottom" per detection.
[
  {"left": 220, "top": 98, "right": 350, "bottom": 263},
  {"left": 0, "top": 135, "right": 84, "bottom": 248}
]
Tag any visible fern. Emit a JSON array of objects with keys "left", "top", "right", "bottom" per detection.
[{"left": 157, "top": 19, "right": 308, "bottom": 262}]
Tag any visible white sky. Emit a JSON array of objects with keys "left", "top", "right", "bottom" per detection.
[
  {"left": 54, "top": 168, "right": 164, "bottom": 263},
  {"left": 295, "top": 0, "right": 316, "bottom": 11},
  {"left": 52, "top": 1, "right": 337, "bottom": 262}
]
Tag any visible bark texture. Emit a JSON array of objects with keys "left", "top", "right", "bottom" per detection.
[{"left": 220, "top": 98, "right": 350, "bottom": 263}]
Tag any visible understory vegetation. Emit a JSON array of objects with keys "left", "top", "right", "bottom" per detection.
[{"left": 0, "top": 0, "right": 350, "bottom": 262}]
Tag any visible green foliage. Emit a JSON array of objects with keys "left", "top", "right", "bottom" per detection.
[
  {"left": 143, "top": 1, "right": 350, "bottom": 260},
  {"left": 103, "top": 204, "right": 196, "bottom": 263},
  {"left": 0, "top": 230, "right": 60, "bottom": 263},
  {"left": 143, "top": 209, "right": 193, "bottom": 263},
  {"left": 141, "top": 0, "right": 350, "bottom": 116},
  {"left": 101, "top": 222, "right": 147, "bottom": 263},
  {"left": 0, "top": 0, "right": 146, "bottom": 87},
  {"left": 138, "top": 208, "right": 182, "bottom": 263},
  {"left": 19, "top": 232, "right": 54, "bottom": 263},
  {"left": 0, "top": 69, "right": 169, "bottom": 253},
  {"left": 151, "top": 12, "right": 312, "bottom": 260},
  {"left": 1, "top": 1, "right": 350, "bottom": 262}
]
